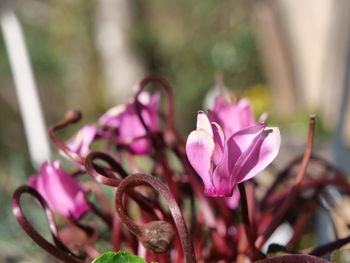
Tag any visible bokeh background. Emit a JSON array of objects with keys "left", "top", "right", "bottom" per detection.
[{"left": 1, "top": 0, "right": 350, "bottom": 262}]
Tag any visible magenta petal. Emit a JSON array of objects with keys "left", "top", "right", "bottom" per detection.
[
  {"left": 237, "top": 127, "right": 280, "bottom": 183},
  {"left": 98, "top": 105, "right": 125, "bottom": 128},
  {"left": 196, "top": 111, "right": 213, "bottom": 136},
  {"left": 230, "top": 124, "right": 266, "bottom": 154},
  {"left": 211, "top": 134, "right": 241, "bottom": 196},
  {"left": 67, "top": 125, "right": 98, "bottom": 156},
  {"left": 186, "top": 130, "right": 215, "bottom": 194},
  {"left": 225, "top": 186, "right": 240, "bottom": 210},
  {"left": 146, "top": 92, "right": 161, "bottom": 130},
  {"left": 28, "top": 161, "right": 90, "bottom": 220},
  {"left": 129, "top": 138, "right": 151, "bottom": 155},
  {"left": 119, "top": 104, "right": 146, "bottom": 139},
  {"left": 209, "top": 96, "right": 258, "bottom": 137},
  {"left": 228, "top": 126, "right": 280, "bottom": 184},
  {"left": 237, "top": 99, "right": 256, "bottom": 128},
  {"left": 211, "top": 122, "right": 224, "bottom": 166}
]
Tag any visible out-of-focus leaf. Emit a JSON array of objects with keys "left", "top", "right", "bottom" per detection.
[
  {"left": 266, "top": 244, "right": 288, "bottom": 258},
  {"left": 332, "top": 248, "right": 350, "bottom": 263},
  {"left": 91, "top": 251, "right": 146, "bottom": 263}
]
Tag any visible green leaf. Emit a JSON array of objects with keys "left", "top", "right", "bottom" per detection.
[{"left": 91, "top": 251, "right": 146, "bottom": 263}]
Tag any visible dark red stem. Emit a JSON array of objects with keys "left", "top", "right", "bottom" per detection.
[
  {"left": 134, "top": 75, "right": 175, "bottom": 131},
  {"left": 238, "top": 183, "right": 263, "bottom": 260},
  {"left": 49, "top": 109, "right": 84, "bottom": 165},
  {"left": 12, "top": 185, "right": 85, "bottom": 263},
  {"left": 256, "top": 115, "right": 316, "bottom": 249},
  {"left": 115, "top": 173, "right": 196, "bottom": 263},
  {"left": 254, "top": 254, "right": 331, "bottom": 263}
]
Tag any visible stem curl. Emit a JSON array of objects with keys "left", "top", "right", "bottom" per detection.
[
  {"left": 12, "top": 185, "right": 85, "bottom": 263},
  {"left": 115, "top": 173, "right": 196, "bottom": 263}
]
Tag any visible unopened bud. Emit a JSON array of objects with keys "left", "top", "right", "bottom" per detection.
[
  {"left": 139, "top": 220, "right": 176, "bottom": 254},
  {"left": 65, "top": 109, "right": 82, "bottom": 123}
]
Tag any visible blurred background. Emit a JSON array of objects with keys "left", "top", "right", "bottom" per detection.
[{"left": 1, "top": 0, "right": 350, "bottom": 261}]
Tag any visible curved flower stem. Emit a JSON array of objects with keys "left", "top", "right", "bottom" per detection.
[
  {"left": 85, "top": 152, "right": 161, "bottom": 221},
  {"left": 259, "top": 155, "right": 303, "bottom": 210},
  {"left": 260, "top": 154, "right": 345, "bottom": 210},
  {"left": 265, "top": 177, "right": 350, "bottom": 206},
  {"left": 254, "top": 254, "right": 331, "bottom": 263},
  {"left": 115, "top": 173, "right": 196, "bottom": 263},
  {"left": 85, "top": 151, "right": 127, "bottom": 186},
  {"left": 255, "top": 115, "right": 316, "bottom": 250},
  {"left": 309, "top": 235, "right": 350, "bottom": 257},
  {"left": 238, "top": 183, "right": 263, "bottom": 260},
  {"left": 49, "top": 109, "right": 85, "bottom": 166},
  {"left": 134, "top": 75, "right": 175, "bottom": 131},
  {"left": 12, "top": 185, "right": 85, "bottom": 263}
]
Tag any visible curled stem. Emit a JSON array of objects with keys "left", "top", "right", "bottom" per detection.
[
  {"left": 256, "top": 115, "right": 316, "bottom": 250},
  {"left": 134, "top": 75, "right": 175, "bottom": 131},
  {"left": 85, "top": 152, "right": 161, "bottom": 219},
  {"left": 115, "top": 173, "right": 196, "bottom": 263},
  {"left": 49, "top": 109, "right": 84, "bottom": 165},
  {"left": 12, "top": 185, "right": 85, "bottom": 263}
]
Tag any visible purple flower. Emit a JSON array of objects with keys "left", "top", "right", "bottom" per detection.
[
  {"left": 99, "top": 92, "right": 160, "bottom": 154},
  {"left": 67, "top": 125, "right": 98, "bottom": 157},
  {"left": 208, "top": 96, "right": 266, "bottom": 138},
  {"left": 186, "top": 111, "right": 280, "bottom": 197},
  {"left": 28, "top": 161, "right": 90, "bottom": 220}
]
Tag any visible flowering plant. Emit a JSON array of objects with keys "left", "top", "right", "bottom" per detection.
[{"left": 12, "top": 76, "right": 350, "bottom": 263}]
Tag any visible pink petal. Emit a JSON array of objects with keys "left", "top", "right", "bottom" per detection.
[
  {"left": 237, "top": 127, "right": 280, "bottom": 183},
  {"left": 230, "top": 124, "right": 266, "bottom": 154},
  {"left": 211, "top": 122, "right": 225, "bottom": 166},
  {"left": 229, "top": 126, "right": 280, "bottom": 184},
  {"left": 225, "top": 186, "right": 240, "bottom": 210},
  {"left": 98, "top": 104, "right": 125, "bottom": 128},
  {"left": 211, "top": 134, "right": 241, "bottom": 196},
  {"left": 33, "top": 161, "right": 90, "bottom": 219},
  {"left": 196, "top": 111, "right": 213, "bottom": 136},
  {"left": 186, "top": 129, "right": 215, "bottom": 193},
  {"left": 129, "top": 138, "right": 151, "bottom": 155},
  {"left": 237, "top": 99, "right": 257, "bottom": 128},
  {"left": 67, "top": 125, "right": 97, "bottom": 156}
]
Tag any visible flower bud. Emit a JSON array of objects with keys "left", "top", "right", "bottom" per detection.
[{"left": 139, "top": 220, "right": 175, "bottom": 254}]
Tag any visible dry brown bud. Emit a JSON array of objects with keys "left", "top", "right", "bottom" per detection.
[{"left": 139, "top": 220, "right": 176, "bottom": 254}]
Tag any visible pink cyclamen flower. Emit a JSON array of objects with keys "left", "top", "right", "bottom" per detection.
[
  {"left": 99, "top": 92, "right": 160, "bottom": 154},
  {"left": 208, "top": 96, "right": 267, "bottom": 138},
  {"left": 67, "top": 125, "right": 98, "bottom": 157},
  {"left": 28, "top": 161, "right": 90, "bottom": 220},
  {"left": 186, "top": 111, "right": 280, "bottom": 197}
]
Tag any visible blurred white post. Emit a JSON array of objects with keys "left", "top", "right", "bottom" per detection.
[
  {"left": 94, "top": 0, "right": 145, "bottom": 105},
  {"left": 0, "top": 0, "right": 51, "bottom": 167}
]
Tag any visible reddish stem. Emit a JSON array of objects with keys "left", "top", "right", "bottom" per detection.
[
  {"left": 49, "top": 109, "right": 85, "bottom": 166},
  {"left": 254, "top": 254, "right": 331, "bottom": 263},
  {"left": 238, "top": 183, "right": 263, "bottom": 260},
  {"left": 115, "top": 173, "right": 196, "bottom": 263},
  {"left": 134, "top": 75, "right": 175, "bottom": 131},
  {"left": 255, "top": 115, "right": 316, "bottom": 250},
  {"left": 12, "top": 185, "right": 85, "bottom": 263}
]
